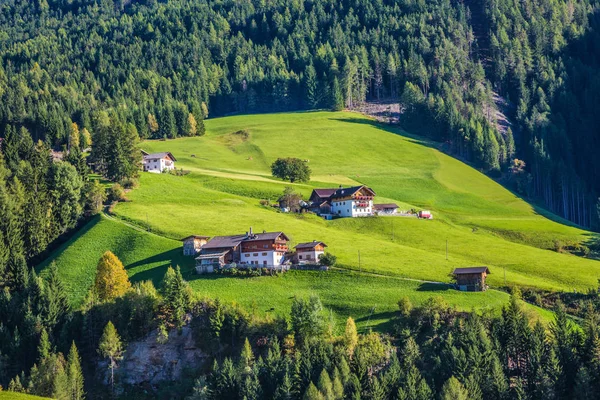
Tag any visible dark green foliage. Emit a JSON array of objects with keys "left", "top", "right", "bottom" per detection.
[
  {"left": 290, "top": 295, "right": 324, "bottom": 344},
  {"left": 271, "top": 158, "right": 311, "bottom": 183},
  {"left": 160, "top": 266, "right": 191, "bottom": 328}
]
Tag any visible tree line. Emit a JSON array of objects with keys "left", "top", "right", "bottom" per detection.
[
  {"left": 1, "top": 0, "right": 597, "bottom": 226},
  {"left": 3, "top": 245, "right": 600, "bottom": 399}
]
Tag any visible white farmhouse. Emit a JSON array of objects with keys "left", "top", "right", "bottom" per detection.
[
  {"left": 328, "top": 185, "right": 376, "bottom": 217},
  {"left": 142, "top": 151, "right": 176, "bottom": 173}
]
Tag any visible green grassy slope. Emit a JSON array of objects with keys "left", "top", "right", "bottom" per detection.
[
  {"left": 40, "top": 215, "right": 520, "bottom": 329},
  {"left": 115, "top": 111, "right": 599, "bottom": 292},
  {"left": 37, "top": 215, "right": 193, "bottom": 306}
]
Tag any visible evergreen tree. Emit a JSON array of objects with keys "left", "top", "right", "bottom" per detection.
[
  {"left": 330, "top": 78, "right": 344, "bottom": 111},
  {"left": 440, "top": 376, "right": 469, "bottom": 400},
  {"left": 303, "top": 382, "right": 324, "bottom": 400},
  {"left": 66, "top": 341, "right": 85, "bottom": 400},
  {"left": 317, "top": 369, "right": 334, "bottom": 400},
  {"left": 98, "top": 321, "right": 124, "bottom": 393},
  {"left": 160, "top": 266, "right": 191, "bottom": 328},
  {"left": 344, "top": 317, "right": 358, "bottom": 359},
  {"left": 43, "top": 262, "right": 70, "bottom": 330}
]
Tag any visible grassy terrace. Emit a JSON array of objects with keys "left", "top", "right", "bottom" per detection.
[{"left": 39, "top": 111, "right": 596, "bottom": 329}]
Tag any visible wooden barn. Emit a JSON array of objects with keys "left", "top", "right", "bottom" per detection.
[
  {"left": 452, "top": 267, "right": 490, "bottom": 292},
  {"left": 182, "top": 235, "right": 210, "bottom": 256}
]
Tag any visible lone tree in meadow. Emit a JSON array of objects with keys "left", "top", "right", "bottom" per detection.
[
  {"left": 271, "top": 158, "right": 311, "bottom": 183},
  {"left": 94, "top": 251, "right": 131, "bottom": 301}
]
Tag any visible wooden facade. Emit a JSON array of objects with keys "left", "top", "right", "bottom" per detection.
[{"left": 453, "top": 267, "right": 490, "bottom": 292}]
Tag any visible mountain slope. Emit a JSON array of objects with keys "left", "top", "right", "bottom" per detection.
[{"left": 112, "top": 111, "right": 599, "bottom": 291}]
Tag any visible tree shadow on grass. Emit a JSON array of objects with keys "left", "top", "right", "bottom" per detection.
[
  {"left": 416, "top": 282, "right": 453, "bottom": 292},
  {"left": 330, "top": 117, "right": 440, "bottom": 150},
  {"left": 354, "top": 311, "right": 398, "bottom": 333},
  {"left": 126, "top": 248, "right": 194, "bottom": 286}
]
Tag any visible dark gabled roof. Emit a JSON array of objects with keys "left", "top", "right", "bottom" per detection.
[
  {"left": 181, "top": 235, "right": 211, "bottom": 241},
  {"left": 295, "top": 241, "right": 327, "bottom": 249},
  {"left": 245, "top": 231, "right": 290, "bottom": 242},
  {"left": 453, "top": 267, "right": 490, "bottom": 275},
  {"left": 201, "top": 231, "right": 289, "bottom": 250},
  {"left": 331, "top": 185, "right": 376, "bottom": 199},
  {"left": 374, "top": 203, "right": 399, "bottom": 210},
  {"left": 312, "top": 189, "right": 337, "bottom": 198},
  {"left": 143, "top": 152, "right": 177, "bottom": 161},
  {"left": 201, "top": 234, "right": 247, "bottom": 250}
]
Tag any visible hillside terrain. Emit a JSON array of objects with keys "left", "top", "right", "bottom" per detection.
[
  {"left": 41, "top": 111, "right": 594, "bottom": 329},
  {"left": 116, "top": 111, "right": 598, "bottom": 291}
]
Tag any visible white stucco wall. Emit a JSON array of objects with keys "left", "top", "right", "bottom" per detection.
[
  {"left": 297, "top": 250, "right": 324, "bottom": 264},
  {"left": 143, "top": 157, "right": 175, "bottom": 173},
  {"left": 331, "top": 199, "right": 373, "bottom": 217},
  {"left": 241, "top": 250, "right": 285, "bottom": 267}
]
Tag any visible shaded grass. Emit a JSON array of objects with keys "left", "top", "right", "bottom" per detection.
[
  {"left": 0, "top": 393, "right": 51, "bottom": 400},
  {"left": 37, "top": 215, "right": 193, "bottom": 307}
]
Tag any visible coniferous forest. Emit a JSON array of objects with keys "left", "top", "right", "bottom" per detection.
[
  {"left": 2, "top": 0, "right": 600, "bottom": 398},
  {"left": 0, "top": 0, "right": 598, "bottom": 226}
]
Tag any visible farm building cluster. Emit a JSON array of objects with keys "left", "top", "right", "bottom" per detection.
[
  {"left": 183, "top": 228, "right": 328, "bottom": 274},
  {"left": 303, "top": 185, "right": 432, "bottom": 219}
]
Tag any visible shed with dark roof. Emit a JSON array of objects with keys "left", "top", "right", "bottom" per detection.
[{"left": 452, "top": 267, "right": 490, "bottom": 292}]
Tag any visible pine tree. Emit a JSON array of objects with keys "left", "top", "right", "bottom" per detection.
[
  {"left": 161, "top": 266, "right": 191, "bottom": 328},
  {"left": 240, "top": 337, "right": 254, "bottom": 371},
  {"left": 317, "top": 369, "right": 334, "bottom": 400},
  {"left": 98, "top": 321, "right": 124, "bottom": 393},
  {"left": 303, "top": 382, "right": 324, "bottom": 400},
  {"left": 305, "top": 64, "right": 319, "bottom": 109},
  {"left": 43, "top": 262, "right": 70, "bottom": 329},
  {"left": 330, "top": 78, "right": 344, "bottom": 111},
  {"left": 147, "top": 113, "right": 159, "bottom": 137},
  {"left": 440, "top": 376, "right": 469, "bottom": 400},
  {"left": 93, "top": 251, "right": 131, "bottom": 301},
  {"left": 66, "top": 341, "right": 85, "bottom": 400}
]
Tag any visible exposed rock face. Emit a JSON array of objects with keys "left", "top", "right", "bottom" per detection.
[{"left": 110, "top": 324, "right": 207, "bottom": 386}]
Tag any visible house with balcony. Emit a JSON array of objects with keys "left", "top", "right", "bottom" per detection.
[
  {"left": 142, "top": 151, "right": 176, "bottom": 173},
  {"left": 308, "top": 185, "right": 376, "bottom": 218},
  {"left": 195, "top": 228, "right": 290, "bottom": 273}
]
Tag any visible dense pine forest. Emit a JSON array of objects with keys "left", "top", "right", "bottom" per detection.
[
  {"left": 0, "top": 0, "right": 598, "bottom": 226},
  {"left": 1, "top": 0, "right": 600, "bottom": 397}
]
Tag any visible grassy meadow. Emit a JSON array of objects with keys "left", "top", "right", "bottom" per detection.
[
  {"left": 39, "top": 111, "right": 598, "bottom": 329},
  {"left": 116, "top": 111, "right": 599, "bottom": 292}
]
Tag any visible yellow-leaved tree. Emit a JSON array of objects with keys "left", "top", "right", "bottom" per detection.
[{"left": 94, "top": 251, "right": 131, "bottom": 301}]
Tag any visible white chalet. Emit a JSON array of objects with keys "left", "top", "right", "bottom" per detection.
[
  {"left": 142, "top": 151, "right": 176, "bottom": 173},
  {"left": 309, "top": 185, "right": 376, "bottom": 218}
]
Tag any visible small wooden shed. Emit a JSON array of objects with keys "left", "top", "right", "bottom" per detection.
[
  {"left": 182, "top": 235, "right": 210, "bottom": 256},
  {"left": 452, "top": 267, "right": 490, "bottom": 292}
]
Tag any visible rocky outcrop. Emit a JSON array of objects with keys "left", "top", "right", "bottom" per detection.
[{"left": 104, "top": 324, "right": 207, "bottom": 387}]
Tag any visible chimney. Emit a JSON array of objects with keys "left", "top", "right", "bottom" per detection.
[
  {"left": 263, "top": 229, "right": 266, "bottom": 233},
  {"left": 339, "top": 185, "right": 343, "bottom": 189},
  {"left": 249, "top": 227, "right": 253, "bottom": 235}
]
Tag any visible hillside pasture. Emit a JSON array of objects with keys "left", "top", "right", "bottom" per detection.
[{"left": 120, "top": 111, "right": 600, "bottom": 292}]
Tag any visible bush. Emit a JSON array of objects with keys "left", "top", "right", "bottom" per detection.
[
  {"left": 108, "top": 183, "right": 126, "bottom": 202},
  {"left": 319, "top": 253, "right": 337, "bottom": 267},
  {"left": 120, "top": 177, "right": 139, "bottom": 189}
]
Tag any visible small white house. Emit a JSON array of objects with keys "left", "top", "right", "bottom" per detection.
[
  {"left": 142, "top": 151, "right": 176, "bottom": 173},
  {"left": 295, "top": 241, "right": 327, "bottom": 264}
]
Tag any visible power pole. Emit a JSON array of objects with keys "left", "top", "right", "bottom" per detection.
[{"left": 146, "top": 213, "right": 149, "bottom": 232}]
